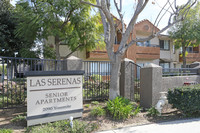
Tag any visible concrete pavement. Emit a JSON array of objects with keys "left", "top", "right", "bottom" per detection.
[{"left": 97, "top": 118, "right": 200, "bottom": 133}]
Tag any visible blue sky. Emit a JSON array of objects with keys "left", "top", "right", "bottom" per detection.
[{"left": 110, "top": 0, "right": 189, "bottom": 30}]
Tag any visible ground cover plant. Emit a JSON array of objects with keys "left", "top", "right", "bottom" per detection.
[
  {"left": 26, "top": 120, "right": 98, "bottom": 133},
  {"left": 147, "top": 106, "right": 160, "bottom": 117},
  {"left": 1, "top": 99, "right": 200, "bottom": 133},
  {"left": 90, "top": 106, "right": 106, "bottom": 117},
  {"left": 0, "top": 129, "right": 13, "bottom": 133}
]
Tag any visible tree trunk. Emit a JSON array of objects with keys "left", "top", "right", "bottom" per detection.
[
  {"left": 55, "top": 36, "right": 61, "bottom": 60},
  {"left": 182, "top": 46, "right": 186, "bottom": 68},
  {"left": 109, "top": 55, "right": 121, "bottom": 100}
]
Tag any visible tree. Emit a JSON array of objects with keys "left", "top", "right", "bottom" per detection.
[
  {"left": 168, "top": 2, "right": 200, "bottom": 68},
  {"left": 15, "top": 0, "right": 103, "bottom": 60},
  {"left": 81, "top": 0, "right": 197, "bottom": 100},
  {"left": 0, "top": 0, "right": 37, "bottom": 58}
]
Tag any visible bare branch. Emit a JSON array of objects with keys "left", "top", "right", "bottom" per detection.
[
  {"left": 64, "top": 44, "right": 84, "bottom": 59},
  {"left": 114, "top": 0, "right": 125, "bottom": 33},
  {"left": 156, "top": 5, "right": 171, "bottom": 28},
  {"left": 117, "top": 0, "right": 149, "bottom": 55},
  {"left": 182, "top": 0, "right": 197, "bottom": 19},
  {"left": 153, "top": 1, "right": 168, "bottom": 34},
  {"left": 168, "top": 13, "right": 173, "bottom": 25},
  {"left": 177, "top": 0, "right": 191, "bottom": 12},
  {"left": 80, "top": 1, "right": 102, "bottom": 9},
  {"left": 174, "top": 0, "right": 178, "bottom": 10},
  {"left": 154, "top": 0, "right": 172, "bottom": 14},
  {"left": 168, "top": 0, "right": 175, "bottom": 14},
  {"left": 98, "top": 0, "right": 116, "bottom": 60},
  {"left": 96, "top": 0, "right": 108, "bottom": 39}
]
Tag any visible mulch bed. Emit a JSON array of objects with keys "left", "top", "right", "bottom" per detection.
[{"left": 0, "top": 103, "right": 196, "bottom": 133}]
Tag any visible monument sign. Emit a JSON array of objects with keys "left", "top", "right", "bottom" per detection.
[{"left": 26, "top": 71, "right": 84, "bottom": 126}]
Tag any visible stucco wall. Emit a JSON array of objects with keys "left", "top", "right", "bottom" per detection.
[
  {"left": 162, "top": 75, "right": 200, "bottom": 92},
  {"left": 59, "top": 45, "right": 86, "bottom": 60},
  {"left": 160, "top": 40, "right": 179, "bottom": 62}
]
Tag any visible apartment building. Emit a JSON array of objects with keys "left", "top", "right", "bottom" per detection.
[
  {"left": 85, "top": 19, "right": 181, "bottom": 68},
  {"left": 47, "top": 19, "right": 200, "bottom": 68}
]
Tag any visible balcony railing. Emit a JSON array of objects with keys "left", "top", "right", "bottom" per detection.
[
  {"left": 136, "top": 43, "right": 159, "bottom": 48},
  {"left": 163, "top": 68, "right": 199, "bottom": 77}
]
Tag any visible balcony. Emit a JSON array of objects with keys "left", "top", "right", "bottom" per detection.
[
  {"left": 136, "top": 45, "right": 160, "bottom": 60},
  {"left": 179, "top": 52, "right": 200, "bottom": 63},
  {"left": 86, "top": 45, "right": 120, "bottom": 60}
]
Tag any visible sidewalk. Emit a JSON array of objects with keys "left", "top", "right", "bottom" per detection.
[{"left": 97, "top": 118, "right": 200, "bottom": 133}]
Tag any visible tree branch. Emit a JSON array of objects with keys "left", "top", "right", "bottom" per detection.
[
  {"left": 60, "top": 9, "right": 74, "bottom": 30},
  {"left": 153, "top": 1, "right": 168, "bottom": 34},
  {"left": 80, "top": 1, "right": 102, "bottom": 9},
  {"left": 114, "top": 0, "right": 125, "bottom": 33},
  {"left": 156, "top": 5, "right": 171, "bottom": 28},
  {"left": 117, "top": 0, "right": 149, "bottom": 55},
  {"left": 100, "top": 0, "right": 116, "bottom": 60},
  {"left": 64, "top": 44, "right": 84, "bottom": 59}
]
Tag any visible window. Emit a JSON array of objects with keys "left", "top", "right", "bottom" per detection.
[
  {"left": 160, "top": 40, "right": 170, "bottom": 50},
  {"left": 186, "top": 46, "right": 193, "bottom": 53},
  {"left": 89, "top": 62, "right": 111, "bottom": 76},
  {"left": 160, "top": 62, "right": 170, "bottom": 68},
  {"left": 137, "top": 41, "right": 150, "bottom": 47},
  {"left": 173, "top": 45, "right": 175, "bottom": 54}
]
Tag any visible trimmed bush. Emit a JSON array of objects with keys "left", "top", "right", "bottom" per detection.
[
  {"left": 168, "top": 84, "right": 200, "bottom": 115},
  {"left": 106, "top": 96, "right": 134, "bottom": 120},
  {"left": 91, "top": 106, "right": 105, "bottom": 117}
]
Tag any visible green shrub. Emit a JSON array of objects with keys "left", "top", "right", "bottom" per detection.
[
  {"left": 84, "top": 104, "right": 90, "bottom": 108},
  {"left": 131, "top": 105, "right": 140, "bottom": 116},
  {"left": 26, "top": 120, "right": 98, "bottom": 133},
  {"left": 106, "top": 96, "right": 133, "bottom": 120},
  {"left": 91, "top": 101, "right": 99, "bottom": 105},
  {"left": 90, "top": 74, "right": 102, "bottom": 82},
  {"left": 147, "top": 106, "right": 160, "bottom": 117},
  {"left": 11, "top": 115, "right": 26, "bottom": 123},
  {"left": 91, "top": 106, "right": 105, "bottom": 117},
  {"left": 0, "top": 65, "right": 7, "bottom": 75},
  {"left": 0, "top": 129, "right": 12, "bottom": 133},
  {"left": 168, "top": 84, "right": 200, "bottom": 115}
]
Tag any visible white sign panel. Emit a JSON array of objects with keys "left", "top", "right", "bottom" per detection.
[{"left": 27, "top": 75, "right": 83, "bottom": 126}]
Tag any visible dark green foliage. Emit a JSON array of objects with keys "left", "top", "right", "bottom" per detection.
[
  {"left": 106, "top": 96, "right": 134, "bottom": 120},
  {"left": 168, "top": 84, "right": 200, "bottom": 115},
  {"left": 15, "top": 0, "right": 103, "bottom": 59},
  {"left": 168, "top": 3, "right": 200, "bottom": 67},
  {"left": 26, "top": 120, "right": 98, "bottom": 133},
  {"left": 0, "top": 0, "right": 38, "bottom": 58}
]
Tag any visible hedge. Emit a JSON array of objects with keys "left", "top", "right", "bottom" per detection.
[{"left": 168, "top": 84, "right": 200, "bottom": 115}]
